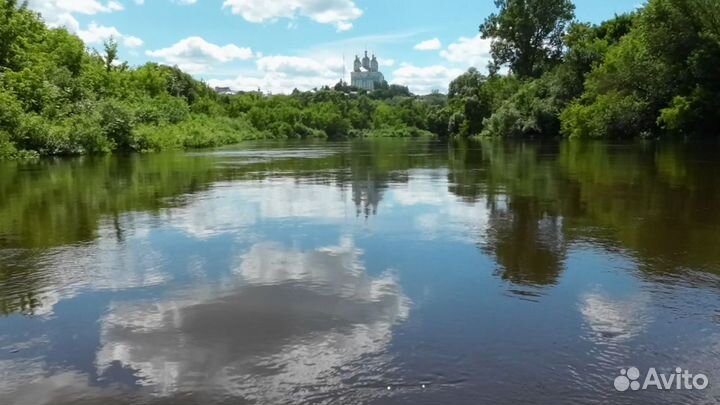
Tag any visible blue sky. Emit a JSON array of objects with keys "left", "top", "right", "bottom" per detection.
[{"left": 28, "top": 0, "right": 642, "bottom": 94}]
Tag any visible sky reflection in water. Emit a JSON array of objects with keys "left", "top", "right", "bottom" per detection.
[{"left": 0, "top": 139, "right": 719, "bottom": 405}]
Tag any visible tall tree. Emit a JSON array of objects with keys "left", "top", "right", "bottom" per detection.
[
  {"left": 480, "top": 0, "right": 575, "bottom": 78},
  {"left": 103, "top": 37, "right": 118, "bottom": 72}
]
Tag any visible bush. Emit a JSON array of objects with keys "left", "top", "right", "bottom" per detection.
[
  {"left": 0, "top": 130, "right": 17, "bottom": 159},
  {"left": 658, "top": 96, "right": 693, "bottom": 134},
  {"left": 15, "top": 114, "right": 66, "bottom": 154},
  {"left": 480, "top": 79, "right": 561, "bottom": 138},
  {"left": 64, "top": 114, "right": 113, "bottom": 154},
  {"left": 190, "top": 98, "right": 225, "bottom": 116},
  {"left": 560, "top": 92, "right": 650, "bottom": 138},
  {"left": 155, "top": 95, "right": 190, "bottom": 124},
  {"left": 0, "top": 130, "right": 38, "bottom": 160},
  {"left": 293, "top": 123, "right": 327, "bottom": 139},
  {"left": 0, "top": 90, "right": 23, "bottom": 133},
  {"left": 99, "top": 99, "right": 135, "bottom": 150},
  {"left": 132, "top": 115, "right": 264, "bottom": 151},
  {"left": 349, "top": 126, "right": 435, "bottom": 138},
  {"left": 267, "top": 121, "right": 295, "bottom": 139}
]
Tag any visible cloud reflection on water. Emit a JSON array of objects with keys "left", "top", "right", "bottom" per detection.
[{"left": 93, "top": 238, "right": 410, "bottom": 404}]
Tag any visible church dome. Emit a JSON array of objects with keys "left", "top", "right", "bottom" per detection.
[{"left": 362, "top": 51, "right": 370, "bottom": 70}]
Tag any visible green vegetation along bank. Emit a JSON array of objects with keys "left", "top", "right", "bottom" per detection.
[
  {"left": 1, "top": 0, "right": 718, "bottom": 159},
  {"left": 0, "top": 0, "right": 437, "bottom": 159},
  {"left": 445, "top": 0, "right": 720, "bottom": 139}
]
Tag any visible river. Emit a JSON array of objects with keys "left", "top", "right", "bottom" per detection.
[{"left": 0, "top": 139, "right": 719, "bottom": 404}]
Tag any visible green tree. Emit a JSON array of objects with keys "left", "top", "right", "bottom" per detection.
[
  {"left": 560, "top": 0, "right": 720, "bottom": 138},
  {"left": 480, "top": 0, "right": 576, "bottom": 78},
  {"left": 103, "top": 37, "right": 118, "bottom": 73}
]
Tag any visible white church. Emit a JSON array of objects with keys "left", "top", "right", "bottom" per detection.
[{"left": 351, "top": 51, "right": 385, "bottom": 91}]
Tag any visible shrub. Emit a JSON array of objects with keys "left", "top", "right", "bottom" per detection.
[
  {"left": 154, "top": 95, "right": 190, "bottom": 124},
  {"left": 64, "top": 114, "right": 113, "bottom": 154},
  {"left": 0, "top": 90, "right": 23, "bottom": 133},
  {"left": 0, "top": 130, "right": 17, "bottom": 159},
  {"left": 480, "top": 79, "right": 561, "bottom": 138},
  {"left": 99, "top": 99, "right": 135, "bottom": 150},
  {"left": 15, "top": 114, "right": 66, "bottom": 154},
  {"left": 560, "top": 92, "right": 650, "bottom": 138},
  {"left": 293, "top": 123, "right": 327, "bottom": 139},
  {"left": 132, "top": 115, "right": 264, "bottom": 151}
]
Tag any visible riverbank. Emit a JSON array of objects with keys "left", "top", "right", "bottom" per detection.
[
  {"left": 0, "top": 1, "right": 443, "bottom": 161},
  {"left": 0, "top": 115, "right": 436, "bottom": 161}
]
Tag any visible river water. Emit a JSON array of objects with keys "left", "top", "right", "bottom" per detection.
[{"left": 0, "top": 139, "right": 719, "bottom": 404}]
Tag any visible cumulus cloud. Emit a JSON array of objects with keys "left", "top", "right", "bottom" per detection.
[
  {"left": 134, "top": 0, "right": 198, "bottom": 4},
  {"left": 26, "top": 1, "right": 145, "bottom": 49},
  {"left": 209, "top": 54, "right": 344, "bottom": 94},
  {"left": 123, "top": 36, "right": 144, "bottom": 48},
  {"left": 146, "top": 37, "right": 254, "bottom": 74},
  {"left": 391, "top": 64, "right": 464, "bottom": 95},
  {"left": 107, "top": 1, "right": 124, "bottom": 11},
  {"left": 440, "top": 34, "right": 493, "bottom": 70},
  {"left": 223, "top": 0, "right": 362, "bottom": 31},
  {"left": 76, "top": 22, "right": 121, "bottom": 44},
  {"left": 27, "top": 0, "right": 123, "bottom": 19},
  {"left": 414, "top": 38, "right": 442, "bottom": 51},
  {"left": 211, "top": 54, "right": 460, "bottom": 95},
  {"left": 257, "top": 55, "right": 341, "bottom": 76},
  {"left": 71, "top": 22, "right": 144, "bottom": 48}
]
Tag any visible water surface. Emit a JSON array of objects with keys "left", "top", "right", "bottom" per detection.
[{"left": 1, "top": 139, "right": 719, "bottom": 404}]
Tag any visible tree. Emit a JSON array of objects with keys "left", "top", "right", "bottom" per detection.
[
  {"left": 560, "top": 0, "right": 720, "bottom": 137},
  {"left": 480, "top": 0, "right": 575, "bottom": 78},
  {"left": 103, "top": 37, "right": 118, "bottom": 72}
]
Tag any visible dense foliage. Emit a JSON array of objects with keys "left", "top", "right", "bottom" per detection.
[
  {"left": 480, "top": 0, "right": 576, "bottom": 77},
  {"left": 0, "top": 0, "right": 438, "bottom": 159},
  {"left": 445, "top": 0, "right": 719, "bottom": 139},
  {"left": 1, "top": 0, "right": 718, "bottom": 159}
]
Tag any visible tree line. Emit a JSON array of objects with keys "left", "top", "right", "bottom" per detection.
[
  {"left": 444, "top": 0, "right": 720, "bottom": 139},
  {"left": 1, "top": 0, "right": 718, "bottom": 159},
  {"left": 0, "top": 0, "right": 441, "bottom": 159}
]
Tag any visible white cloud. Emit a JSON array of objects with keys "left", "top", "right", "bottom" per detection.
[
  {"left": 107, "top": 1, "right": 124, "bottom": 11},
  {"left": 391, "top": 64, "right": 464, "bottom": 95},
  {"left": 257, "top": 55, "right": 341, "bottom": 76},
  {"left": 209, "top": 53, "right": 345, "bottom": 94},
  {"left": 123, "top": 36, "right": 144, "bottom": 48},
  {"left": 414, "top": 38, "right": 441, "bottom": 51},
  {"left": 76, "top": 22, "right": 121, "bottom": 44},
  {"left": 147, "top": 37, "right": 253, "bottom": 74},
  {"left": 206, "top": 30, "right": 416, "bottom": 94},
  {"left": 70, "top": 22, "right": 145, "bottom": 49},
  {"left": 27, "top": 0, "right": 123, "bottom": 18},
  {"left": 440, "top": 34, "right": 493, "bottom": 70},
  {"left": 26, "top": 0, "right": 125, "bottom": 34},
  {"left": 27, "top": 1, "right": 145, "bottom": 49},
  {"left": 134, "top": 0, "right": 198, "bottom": 4},
  {"left": 223, "top": 0, "right": 362, "bottom": 31}
]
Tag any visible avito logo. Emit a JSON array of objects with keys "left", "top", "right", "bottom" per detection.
[{"left": 614, "top": 367, "right": 709, "bottom": 392}]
